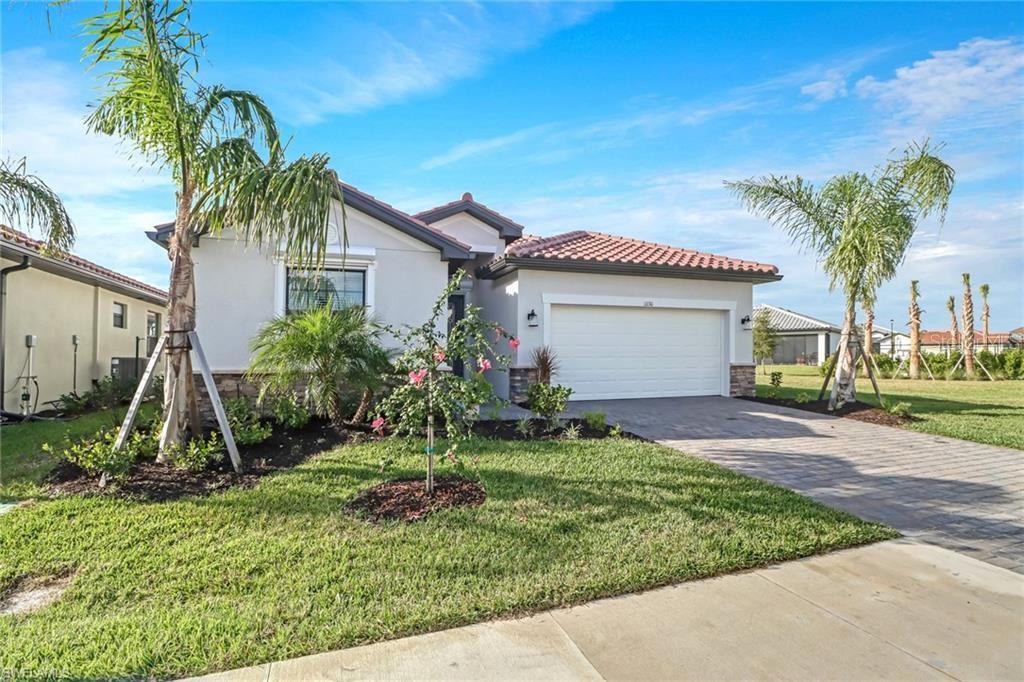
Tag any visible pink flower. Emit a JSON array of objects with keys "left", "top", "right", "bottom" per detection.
[
  {"left": 433, "top": 348, "right": 447, "bottom": 363},
  {"left": 477, "top": 357, "right": 492, "bottom": 372},
  {"left": 371, "top": 417, "right": 386, "bottom": 435},
  {"left": 408, "top": 368, "right": 428, "bottom": 385},
  {"left": 509, "top": 338, "right": 520, "bottom": 350}
]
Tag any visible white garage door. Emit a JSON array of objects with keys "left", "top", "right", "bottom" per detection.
[{"left": 549, "top": 304, "right": 725, "bottom": 400}]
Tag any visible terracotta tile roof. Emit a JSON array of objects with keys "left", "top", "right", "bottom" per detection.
[
  {"left": 920, "top": 330, "right": 1014, "bottom": 345},
  {"left": 503, "top": 231, "right": 779, "bottom": 276},
  {"left": 2, "top": 225, "right": 168, "bottom": 300}
]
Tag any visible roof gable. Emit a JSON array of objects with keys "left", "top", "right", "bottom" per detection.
[
  {"left": 415, "top": 193, "right": 524, "bottom": 240},
  {"left": 146, "top": 181, "right": 472, "bottom": 261}
]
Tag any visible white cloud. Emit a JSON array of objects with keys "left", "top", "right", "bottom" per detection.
[
  {"left": 856, "top": 37, "right": 1024, "bottom": 124},
  {"left": 1, "top": 48, "right": 169, "bottom": 198},
  {"left": 421, "top": 124, "right": 554, "bottom": 170},
  {"left": 801, "top": 69, "right": 848, "bottom": 102}
]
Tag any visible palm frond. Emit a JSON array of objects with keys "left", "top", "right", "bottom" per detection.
[
  {"left": 0, "top": 158, "right": 75, "bottom": 253},
  {"left": 725, "top": 175, "right": 835, "bottom": 254}
]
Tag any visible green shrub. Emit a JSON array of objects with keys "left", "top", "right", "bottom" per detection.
[
  {"left": 793, "top": 393, "right": 811, "bottom": 404},
  {"left": 873, "top": 354, "right": 897, "bottom": 377},
  {"left": 884, "top": 400, "right": 913, "bottom": 418},
  {"left": 166, "top": 433, "right": 224, "bottom": 472},
  {"left": 514, "top": 417, "right": 534, "bottom": 439},
  {"left": 767, "top": 370, "right": 784, "bottom": 398},
  {"left": 270, "top": 392, "right": 310, "bottom": 430},
  {"left": 528, "top": 383, "right": 573, "bottom": 425},
  {"left": 819, "top": 353, "right": 837, "bottom": 377},
  {"left": 43, "top": 428, "right": 137, "bottom": 481},
  {"left": 608, "top": 423, "right": 624, "bottom": 438},
  {"left": 225, "top": 398, "right": 273, "bottom": 445},
  {"left": 581, "top": 410, "right": 606, "bottom": 431}
]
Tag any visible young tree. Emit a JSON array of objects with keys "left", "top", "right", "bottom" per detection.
[
  {"left": 752, "top": 309, "right": 778, "bottom": 373},
  {"left": 248, "top": 305, "right": 384, "bottom": 430},
  {"left": 728, "top": 143, "right": 954, "bottom": 408},
  {"left": 946, "top": 296, "right": 960, "bottom": 357},
  {"left": 83, "top": 0, "right": 338, "bottom": 456},
  {"left": 0, "top": 158, "right": 75, "bottom": 252},
  {"left": 909, "top": 281, "right": 922, "bottom": 379},
  {"left": 979, "top": 283, "right": 991, "bottom": 351},
  {"left": 962, "top": 273, "right": 975, "bottom": 377}
]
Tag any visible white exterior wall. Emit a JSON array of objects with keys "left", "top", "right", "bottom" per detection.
[
  {"left": 473, "top": 271, "right": 520, "bottom": 399},
  {"left": 483, "top": 268, "right": 757, "bottom": 399},
  {"left": 193, "top": 201, "right": 449, "bottom": 371}
]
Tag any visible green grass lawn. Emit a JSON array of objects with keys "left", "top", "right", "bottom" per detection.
[
  {"left": 0, "top": 434, "right": 894, "bottom": 679},
  {"left": 0, "top": 404, "right": 158, "bottom": 500},
  {"left": 757, "top": 365, "right": 1024, "bottom": 450}
]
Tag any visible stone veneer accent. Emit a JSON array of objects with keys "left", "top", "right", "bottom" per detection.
[
  {"left": 509, "top": 366, "right": 539, "bottom": 404},
  {"left": 192, "top": 372, "right": 264, "bottom": 421},
  {"left": 729, "top": 363, "right": 756, "bottom": 397}
]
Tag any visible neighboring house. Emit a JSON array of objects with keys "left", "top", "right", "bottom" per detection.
[
  {"left": 1, "top": 226, "right": 167, "bottom": 413},
  {"left": 752, "top": 304, "right": 838, "bottom": 366},
  {"left": 147, "top": 186, "right": 780, "bottom": 404},
  {"left": 874, "top": 331, "right": 912, "bottom": 359},
  {"left": 919, "top": 330, "right": 1018, "bottom": 355}
]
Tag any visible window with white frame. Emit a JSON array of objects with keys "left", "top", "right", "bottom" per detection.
[{"left": 286, "top": 267, "right": 366, "bottom": 312}]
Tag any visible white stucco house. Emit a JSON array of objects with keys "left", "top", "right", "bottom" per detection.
[
  {"left": 752, "top": 304, "right": 838, "bottom": 367},
  {"left": 147, "top": 184, "right": 781, "bottom": 403}
]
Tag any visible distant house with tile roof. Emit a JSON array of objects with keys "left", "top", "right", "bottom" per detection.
[{"left": 2, "top": 226, "right": 167, "bottom": 413}]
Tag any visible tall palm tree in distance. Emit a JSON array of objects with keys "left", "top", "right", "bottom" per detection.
[
  {"left": 946, "top": 296, "right": 960, "bottom": 357},
  {"left": 909, "top": 281, "right": 922, "bottom": 379},
  {"left": 728, "top": 142, "right": 954, "bottom": 408},
  {"left": 83, "top": 0, "right": 339, "bottom": 458},
  {"left": 979, "top": 283, "right": 991, "bottom": 351},
  {"left": 0, "top": 158, "right": 75, "bottom": 252},
  {"left": 962, "top": 273, "right": 975, "bottom": 377}
]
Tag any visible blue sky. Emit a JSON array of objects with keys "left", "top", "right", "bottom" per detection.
[{"left": 3, "top": 2, "right": 1022, "bottom": 331}]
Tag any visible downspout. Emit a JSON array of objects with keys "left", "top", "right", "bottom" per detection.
[{"left": 1, "top": 256, "right": 31, "bottom": 413}]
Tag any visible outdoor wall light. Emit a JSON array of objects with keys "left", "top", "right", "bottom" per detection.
[
  {"left": 527, "top": 309, "right": 538, "bottom": 327},
  {"left": 741, "top": 315, "right": 751, "bottom": 325}
]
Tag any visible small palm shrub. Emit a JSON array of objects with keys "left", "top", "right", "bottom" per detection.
[
  {"left": 514, "top": 417, "right": 534, "bottom": 438},
  {"left": 562, "top": 422, "right": 581, "bottom": 440},
  {"left": 248, "top": 304, "right": 387, "bottom": 429}
]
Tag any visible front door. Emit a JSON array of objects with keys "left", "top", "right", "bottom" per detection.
[{"left": 447, "top": 294, "right": 466, "bottom": 377}]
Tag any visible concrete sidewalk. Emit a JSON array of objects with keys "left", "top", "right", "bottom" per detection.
[{"left": 187, "top": 540, "right": 1023, "bottom": 681}]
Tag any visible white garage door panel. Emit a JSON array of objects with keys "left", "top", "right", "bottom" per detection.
[{"left": 550, "top": 305, "right": 724, "bottom": 400}]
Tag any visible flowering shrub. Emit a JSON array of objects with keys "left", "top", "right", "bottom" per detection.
[{"left": 379, "top": 270, "right": 513, "bottom": 441}]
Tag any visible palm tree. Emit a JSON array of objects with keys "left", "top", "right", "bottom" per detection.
[
  {"left": 83, "top": 0, "right": 338, "bottom": 455},
  {"left": 728, "top": 142, "right": 954, "bottom": 408},
  {"left": 962, "top": 273, "right": 975, "bottom": 377},
  {"left": 0, "top": 158, "right": 74, "bottom": 252},
  {"left": 979, "top": 283, "right": 991, "bottom": 351},
  {"left": 349, "top": 344, "right": 394, "bottom": 425},
  {"left": 247, "top": 305, "right": 385, "bottom": 430},
  {"left": 946, "top": 296, "right": 960, "bottom": 357},
  {"left": 909, "top": 281, "right": 922, "bottom": 379}
]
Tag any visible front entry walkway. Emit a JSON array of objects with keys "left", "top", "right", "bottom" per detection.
[
  {"left": 566, "top": 397, "right": 1024, "bottom": 572},
  {"left": 190, "top": 541, "right": 1022, "bottom": 681}
]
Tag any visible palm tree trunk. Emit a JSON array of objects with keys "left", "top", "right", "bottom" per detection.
[
  {"left": 352, "top": 387, "right": 373, "bottom": 424},
  {"left": 830, "top": 301, "right": 858, "bottom": 409},
  {"left": 982, "top": 302, "right": 990, "bottom": 351},
  {"left": 862, "top": 303, "right": 874, "bottom": 374},
  {"left": 909, "top": 282, "right": 921, "bottom": 379},
  {"left": 947, "top": 298, "right": 960, "bottom": 358},
  {"left": 157, "top": 186, "right": 197, "bottom": 459},
  {"left": 962, "top": 276, "right": 975, "bottom": 377}
]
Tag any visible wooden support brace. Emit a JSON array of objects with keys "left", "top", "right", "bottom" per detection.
[
  {"left": 113, "top": 334, "right": 167, "bottom": 451},
  {"left": 188, "top": 331, "right": 243, "bottom": 473}
]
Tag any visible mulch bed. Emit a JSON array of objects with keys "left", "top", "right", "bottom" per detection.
[
  {"left": 344, "top": 475, "right": 485, "bottom": 522},
  {"left": 472, "top": 418, "right": 645, "bottom": 441},
  {"left": 742, "top": 397, "right": 917, "bottom": 427},
  {"left": 45, "top": 418, "right": 364, "bottom": 502}
]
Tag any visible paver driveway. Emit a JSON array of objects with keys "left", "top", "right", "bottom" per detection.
[{"left": 565, "top": 397, "right": 1024, "bottom": 573}]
